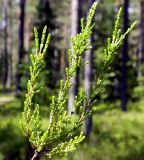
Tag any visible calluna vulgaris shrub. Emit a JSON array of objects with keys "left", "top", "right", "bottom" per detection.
[{"left": 20, "top": 2, "right": 135, "bottom": 160}]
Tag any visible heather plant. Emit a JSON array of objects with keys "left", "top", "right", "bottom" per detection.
[{"left": 20, "top": 2, "right": 136, "bottom": 160}]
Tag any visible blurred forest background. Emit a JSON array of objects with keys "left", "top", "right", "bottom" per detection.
[{"left": 1, "top": 0, "right": 144, "bottom": 159}]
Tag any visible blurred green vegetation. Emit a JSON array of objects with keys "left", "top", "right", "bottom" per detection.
[
  {"left": 0, "top": 96, "right": 50, "bottom": 159},
  {"left": 1, "top": 98, "right": 144, "bottom": 160},
  {"left": 0, "top": 0, "right": 143, "bottom": 159},
  {"left": 60, "top": 100, "right": 144, "bottom": 160}
]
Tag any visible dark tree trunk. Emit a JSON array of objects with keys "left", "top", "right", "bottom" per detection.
[
  {"left": 138, "top": 0, "right": 144, "bottom": 78},
  {"left": 16, "top": 0, "right": 26, "bottom": 94},
  {"left": 121, "top": 0, "right": 129, "bottom": 111},
  {"left": 140, "top": 1, "right": 144, "bottom": 62}
]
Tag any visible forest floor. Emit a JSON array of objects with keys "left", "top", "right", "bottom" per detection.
[
  {"left": 0, "top": 91, "right": 15, "bottom": 105},
  {"left": 0, "top": 90, "right": 144, "bottom": 159},
  {"left": 0, "top": 97, "right": 15, "bottom": 105}
]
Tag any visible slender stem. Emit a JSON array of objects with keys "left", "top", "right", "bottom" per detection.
[{"left": 31, "top": 151, "right": 38, "bottom": 160}]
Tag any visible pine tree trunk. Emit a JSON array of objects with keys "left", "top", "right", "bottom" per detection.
[
  {"left": 121, "top": 0, "right": 129, "bottom": 111},
  {"left": 60, "top": 5, "right": 68, "bottom": 79},
  {"left": 2, "top": 0, "right": 8, "bottom": 91},
  {"left": 84, "top": 0, "right": 95, "bottom": 138},
  {"left": 6, "top": 0, "right": 13, "bottom": 88},
  {"left": 68, "top": 0, "right": 80, "bottom": 114},
  {"left": 138, "top": 0, "right": 144, "bottom": 78},
  {"left": 16, "top": 0, "right": 26, "bottom": 94}
]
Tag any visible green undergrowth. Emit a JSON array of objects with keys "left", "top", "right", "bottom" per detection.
[
  {"left": 55, "top": 99, "right": 144, "bottom": 160},
  {"left": 0, "top": 100, "right": 51, "bottom": 160},
  {"left": 1, "top": 98, "right": 144, "bottom": 160}
]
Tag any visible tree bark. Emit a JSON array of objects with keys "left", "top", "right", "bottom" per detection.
[
  {"left": 60, "top": 5, "right": 68, "bottom": 79},
  {"left": 121, "top": 0, "right": 129, "bottom": 111},
  {"left": 137, "top": 0, "right": 144, "bottom": 78},
  {"left": 2, "top": 0, "right": 8, "bottom": 91},
  {"left": 68, "top": 0, "right": 80, "bottom": 114},
  {"left": 84, "top": 0, "right": 95, "bottom": 138},
  {"left": 6, "top": 0, "right": 13, "bottom": 88},
  {"left": 16, "top": 0, "right": 26, "bottom": 94}
]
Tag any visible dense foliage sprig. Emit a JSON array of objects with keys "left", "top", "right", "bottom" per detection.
[{"left": 21, "top": 2, "right": 135, "bottom": 160}]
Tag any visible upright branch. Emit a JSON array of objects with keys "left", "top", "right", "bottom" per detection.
[{"left": 21, "top": 2, "right": 136, "bottom": 160}]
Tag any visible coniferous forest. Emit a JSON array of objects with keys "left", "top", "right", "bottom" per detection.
[{"left": 0, "top": 0, "right": 144, "bottom": 159}]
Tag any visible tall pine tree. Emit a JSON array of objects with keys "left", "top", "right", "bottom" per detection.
[
  {"left": 84, "top": 0, "right": 95, "bottom": 137},
  {"left": 121, "top": 0, "right": 129, "bottom": 111},
  {"left": 16, "top": 0, "right": 26, "bottom": 94}
]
